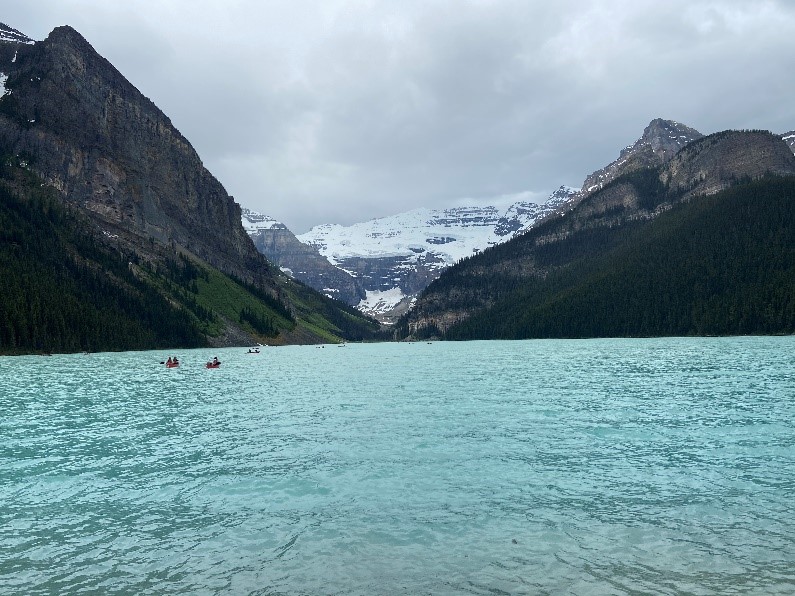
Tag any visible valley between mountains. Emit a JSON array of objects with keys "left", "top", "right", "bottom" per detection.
[
  {"left": 2, "top": 21, "right": 795, "bottom": 354},
  {"left": 243, "top": 120, "right": 795, "bottom": 333}
]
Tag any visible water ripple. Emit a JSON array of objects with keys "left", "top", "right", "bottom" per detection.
[{"left": 1, "top": 338, "right": 794, "bottom": 594}]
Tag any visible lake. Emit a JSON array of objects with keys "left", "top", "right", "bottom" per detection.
[{"left": 1, "top": 337, "right": 794, "bottom": 594}]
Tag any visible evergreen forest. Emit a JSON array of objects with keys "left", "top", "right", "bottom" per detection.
[
  {"left": 0, "top": 159, "right": 380, "bottom": 354},
  {"left": 410, "top": 176, "right": 795, "bottom": 340},
  {"left": 0, "top": 169, "right": 207, "bottom": 353}
]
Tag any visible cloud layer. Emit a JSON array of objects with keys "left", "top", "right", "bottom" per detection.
[{"left": 7, "top": 0, "right": 795, "bottom": 232}]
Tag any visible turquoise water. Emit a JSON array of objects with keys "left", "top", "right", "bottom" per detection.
[{"left": 1, "top": 337, "right": 794, "bottom": 595}]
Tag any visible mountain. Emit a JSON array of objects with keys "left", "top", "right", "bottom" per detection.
[
  {"left": 242, "top": 208, "right": 366, "bottom": 306},
  {"left": 580, "top": 118, "right": 704, "bottom": 195},
  {"left": 493, "top": 186, "right": 578, "bottom": 237},
  {"left": 397, "top": 129, "right": 795, "bottom": 340},
  {"left": 244, "top": 189, "right": 577, "bottom": 323},
  {"left": 782, "top": 131, "right": 795, "bottom": 153},
  {"left": 0, "top": 22, "right": 33, "bottom": 45},
  {"left": 243, "top": 118, "right": 703, "bottom": 325},
  {"left": 0, "top": 25, "right": 262, "bottom": 281},
  {"left": 298, "top": 205, "right": 505, "bottom": 320},
  {"left": 0, "top": 25, "right": 379, "bottom": 352}
]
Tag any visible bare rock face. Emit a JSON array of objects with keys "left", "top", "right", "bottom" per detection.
[
  {"left": 581, "top": 119, "right": 703, "bottom": 195},
  {"left": 0, "top": 26, "right": 270, "bottom": 284},
  {"left": 541, "top": 130, "right": 795, "bottom": 245},
  {"left": 663, "top": 130, "right": 795, "bottom": 198},
  {"left": 243, "top": 209, "right": 366, "bottom": 305}
]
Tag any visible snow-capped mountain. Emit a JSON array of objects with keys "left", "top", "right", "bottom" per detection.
[
  {"left": 299, "top": 190, "right": 580, "bottom": 321},
  {"left": 0, "top": 23, "right": 34, "bottom": 45},
  {"left": 0, "top": 23, "right": 34, "bottom": 98},
  {"left": 241, "top": 209, "right": 285, "bottom": 233},
  {"left": 299, "top": 188, "right": 578, "bottom": 271},
  {"left": 242, "top": 208, "right": 366, "bottom": 305},
  {"left": 494, "top": 186, "right": 578, "bottom": 237},
  {"left": 299, "top": 206, "right": 501, "bottom": 269},
  {"left": 242, "top": 187, "right": 578, "bottom": 323}
]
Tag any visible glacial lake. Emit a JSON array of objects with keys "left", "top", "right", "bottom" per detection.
[{"left": 1, "top": 337, "right": 794, "bottom": 594}]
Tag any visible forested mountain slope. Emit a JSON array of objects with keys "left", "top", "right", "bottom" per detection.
[
  {"left": 398, "top": 131, "right": 795, "bottom": 339},
  {"left": 0, "top": 24, "right": 379, "bottom": 352},
  {"left": 0, "top": 160, "right": 379, "bottom": 353}
]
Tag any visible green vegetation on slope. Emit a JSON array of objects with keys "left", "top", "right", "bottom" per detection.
[
  {"left": 0, "top": 158, "right": 382, "bottom": 354},
  {"left": 134, "top": 254, "right": 295, "bottom": 340},
  {"left": 280, "top": 277, "right": 382, "bottom": 343},
  {"left": 0, "top": 166, "right": 207, "bottom": 354}
]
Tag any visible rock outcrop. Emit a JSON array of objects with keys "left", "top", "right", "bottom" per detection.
[
  {"left": 243, "top": 208, "right": 366, "bottom": 305},
  {"left": 663, "top": 130, "right": 795, "bottom": 198},
  {"left": 580, "top": 119, "right": 703, "bottom": 195},
  {"left": 0, "top": 26, "right": 269, "bottom": 284}
]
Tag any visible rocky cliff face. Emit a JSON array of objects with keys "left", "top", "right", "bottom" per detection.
[
  {"left": 663, "top": 130, "right": 795, "bottom": 198},
  {"left": 533, "top": 131, "right": 795, "bottom": 253},
  {"left": 242, "top": 208, "right": 366, "bottom": 305},
  {"left": 0, "top": 26, "right": 269, "bottom": 284},
  {"left": 580, "top": 119, "right": 703, "bottom": 195}
]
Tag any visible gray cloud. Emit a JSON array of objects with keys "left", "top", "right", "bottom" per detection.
[{"left": 5, "top": 0, "right": 795, "bottom": 232}]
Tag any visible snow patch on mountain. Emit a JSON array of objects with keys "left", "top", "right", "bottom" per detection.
[
  {"left": 358, "top": 287, "right": 409, "bottom": 315},
  {"left": 0, "top": 23, "right": 34, "bottom": 45},
  {"left": 241, "top": 207, "right": 285, "bottom": 232},
  {"left": 782, "top": 131, "right": 795, "bottom": 154},
  {"left": 494, "top": 186, "right": 578, "bottom": 237},
  {"left": 242, "top": 186, "right": 580, "bottom": 323},
  {"left": 298, "top": 206, "right": 502, "bottom": 269},
  {"left": 298, "top": 187, "right": 578, "bottom": 272}
]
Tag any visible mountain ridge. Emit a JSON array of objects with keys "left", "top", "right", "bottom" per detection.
[
  {"left": 580, "top": 119, "right": 704, "bottom": 195},
  {"left": 243, "top": 118, "right": 708, "bottom": 323},
  {"left": 0, "top": 24, "right": 379, "bottom": 350},
  {"left": 244, "top": 187, "right": 578, "bottom": 322},
  {"left": 398, "top": 129, "right": 795, "bottom": 339}
]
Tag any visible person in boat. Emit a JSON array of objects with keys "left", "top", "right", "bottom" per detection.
[
  {"left": 166, "top": 357, "right": 173, "bottom": 366},
  {"left": 173, "top": 356, "right": 179, "bottom": 365},
  {"left": 212, "top": 356, "right": 219, "bottom": 365}
]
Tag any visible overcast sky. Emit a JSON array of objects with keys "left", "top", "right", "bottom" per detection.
[{"left": 4, "top": 0, "right": 795, "bottom": 232}]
